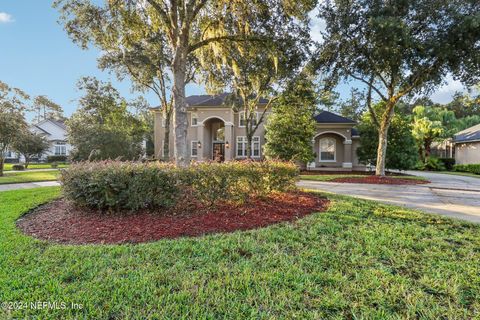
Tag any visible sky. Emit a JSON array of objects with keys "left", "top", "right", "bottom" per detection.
[{"left": 0, "top": 1, "right": 469, "bottom": 120}]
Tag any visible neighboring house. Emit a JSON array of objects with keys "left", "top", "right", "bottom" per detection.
[
  {"left": 454, "top": 123, "right": 480, "bottom": 165},
  {"left": 153, "top": 94, "right": 364, "bottom": 171},
  {"left": 5, "top": 118, "right": 71, "bottom": 163},
  {"left": 431, "top": 139, "right": 455, "bottom": 159}
]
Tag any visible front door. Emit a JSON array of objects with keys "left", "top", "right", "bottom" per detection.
[{"left": 212, "top": 142, "right": 225, "bottom": 162}]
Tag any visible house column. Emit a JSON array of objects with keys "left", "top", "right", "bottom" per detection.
[
  {"left": 307, "top": 138, "right": 317, "bottom": 170},
  {"left": 197, "top": 124, "right": 204, "bottom": 161},
  {"left": 342, "top": 139, "right": 353, "bottom": 168},
  {"left": 224, "top": 123, "right": 233, "bottom": 161}
]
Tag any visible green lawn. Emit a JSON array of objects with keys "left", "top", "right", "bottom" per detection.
[
  {"left": 3, "top": 163, "right": 69, "bottom": 171},
  {"left": 300, "top": 173, "right": 428, "bottom": 182},
  {"left": 1, "top": 187, "right": 480, "bottom": 319},
  {"left": 0, "top": 170, "right": 59, "bottom": 184}
]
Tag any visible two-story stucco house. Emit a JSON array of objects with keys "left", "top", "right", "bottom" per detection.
[{"left": 153, "top": 94, "right": 364, "bottom": 171}]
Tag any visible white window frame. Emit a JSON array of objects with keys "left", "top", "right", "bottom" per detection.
[
  {"left": 191, "top": 112, "right": 199, "bottom": 126},
  {"left": 238, "top": 111, "right": 259, "bottom": 127},
  {"left": 191, "top": 140, "right": 198, "bottom": 157},
  {"left": 54, "top": 142, "right": 67, "bottom": 156},
  {"left": 252, "top": 136, "right": 260, "bottom": 158},
  {"left": 161, "top": 116, "right": 166, "bottom": 127},
  {"left": 236, "top": 136, "right": 260, "bottom": 158},
  {"left": 319, "top": 137, "right": 336, "bottom": 162},
  {"left": 161, "top": 140, "right": 165, "bottom": 158}
]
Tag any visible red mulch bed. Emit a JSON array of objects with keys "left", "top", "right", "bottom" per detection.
[
  {"left": 330, "top": 176, "right": 430, "bottom": 185},
  {"left": 17, "top": 191, "right": 329, "bottom": 245},
  {"left": 300, "top": 170, "right": 409, "bottom": 176}
]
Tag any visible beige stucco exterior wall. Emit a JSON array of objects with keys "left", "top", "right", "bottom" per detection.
[
  {"left": 455, "top": 142, "right": 480, "bottom": 165},
  {"left": 310, "top": 124, "right": 362, "bottom": 169},
  {"left": 153, "top": 107, "right": 267, "bottom": 161},
  {"left": 153, "top": 106, "right": 365, "bottom": 171}
]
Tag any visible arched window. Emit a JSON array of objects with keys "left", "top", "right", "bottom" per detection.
[{"left": 319, "top": 138, "right": 336, "bottom": 161}]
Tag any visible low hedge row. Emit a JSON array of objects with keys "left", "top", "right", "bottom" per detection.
[
  {"left": 60, "top": 160, "right": 299, "bottom": 211},
  {"left": 47, "top": 155, "right": 68, "bottom": 163},
  {"left": 453, "top": 164, "right": 480, "bottom": 175}
]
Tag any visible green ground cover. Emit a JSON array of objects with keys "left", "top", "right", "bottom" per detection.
[
  {"left": 0, "top": 170, "right": 59, "bottom": 185},
  {"left": 3, "top": 163, "right": 69, "bottom": 171},
  {"left": 1, "top": 187, "right": 479, "bottom": 319}
]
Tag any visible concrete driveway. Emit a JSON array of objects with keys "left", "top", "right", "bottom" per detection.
[{"left": 298, "top": 171, "right": 480, "bottom": 223}]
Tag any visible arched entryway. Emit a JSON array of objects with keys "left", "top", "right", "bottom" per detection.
[
  {"left": 312, "top": 131, "right": 352, "bottom": 169},
  {"left": 203, "top": 117, "right": 226, "bottom": 161}
]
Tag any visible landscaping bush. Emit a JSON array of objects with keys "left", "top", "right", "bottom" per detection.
[
  {"left": 61, "top": 161, "right": 180, "bottom": 211},
  {"left": 51, "top": 162, "right": 59, "bottom": 169},
  {"left": 417, "top": 157, "right": 446, "bottom": 171},
  {"left": 439, "top": 158, "right": 455, "bottom": 171},
  {"left": 12, "top": 164, "right": 25, "bottom": 171},
  {"left": 454, "top": 164, "right": 480, "bottom": 175},
  {"left": 47, "top": 155, "right": 68, "bottom": 163},
  {"left": 60, "top": 160, "right": 298, "bottom": 211}
]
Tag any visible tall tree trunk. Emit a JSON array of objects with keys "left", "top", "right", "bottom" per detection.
[
  {"left": 424, "top": 139, "right": 432, "bottom": 159},
  {"left": 0, "top": 157, "right": 4, "bottom": 177},
  {"left": 375, "top": 100, "right": 396, "bottom": 176},
  {"left": 171, "top": 46, "right": 189, "bottom": 167},
  {"left": 375, "top": 123, "right": 389, "bottom": 176},
  {"left": 163, "top": 107, "right": 172, "bottom": 160}
]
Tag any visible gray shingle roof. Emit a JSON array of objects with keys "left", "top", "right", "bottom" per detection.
[
  {"left": 454, "top": 123, "right": 480, "bottom": 143},
  {"left": 152, "top": 94, "right": 269, "bottom": 109},
  {"left": 314, "top": 111, "right": 356, "bottom": 124}
]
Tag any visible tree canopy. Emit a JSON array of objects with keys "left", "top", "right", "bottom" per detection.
[
  {"left": 67, "top": 77, "right": 148, "bottom": 161},
  {"left": 55, "top": 0, "right": 315, "bottom": 165},
  {"left": 264, "top": 77, "right": 317, "bottom": 163},
  {"left": 316, "top": 0, "right": 480, "bottom": 175}
]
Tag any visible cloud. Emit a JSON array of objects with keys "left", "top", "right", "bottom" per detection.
[
  {"left": 309, "top": 12, "right": 326, "bottom": 44},
  {"left": 430, "top": 74, "right": 466, "bottom": 104},
  {"left": 0, "top": 12, "right": 14, "bottom": 23}
]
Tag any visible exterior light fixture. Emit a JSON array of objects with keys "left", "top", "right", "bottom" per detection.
[
  {"left": 197, "top": 141, "right": 202, "bottom": 148},
  {"left": 225, "top": 141, "right": 230, "bottom": 149}
]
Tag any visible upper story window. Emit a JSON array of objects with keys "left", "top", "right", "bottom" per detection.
[
  {"left": 161, "top": 116, "right": 166, "bottom": 127},
  {"left": 319, "top": 138, "right": 336, "bottom": 162},
  {"left": 191, "top": 113, "right": 199, "bottom": 126},
  {"left": 54, "top": 142, "right": 67, "bottom": 156},
  {"left": 239, "top": 111, "right": 258, "bottom": 127}
]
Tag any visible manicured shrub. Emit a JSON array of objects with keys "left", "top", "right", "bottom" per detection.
[
  {"left": 454, "top": 164, "right": 480, "bottom": 175},
  {"left": 61, "top": 161, "right": 180, "bottom": 211},
  {"left": 47, "top": 155, "right": 68, "bottom": 163},
  {"left": 417, "top": 157, "right": 446, "bottom": 171},
  {"left": 439, "top": 158, "right": 455, "bottom": 171},
  {"left": 12, "top": 164, "right": 25, "bottom": 171},
  {"left": 51, "top": 162, "right": 59, "bottom": 169},
  {"left": 60, "top": 160, "right": 298, "bottom": 211}
]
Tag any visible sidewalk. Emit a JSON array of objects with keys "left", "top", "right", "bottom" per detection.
[{"left": 0, "top": 181, "right": 60, "bottom": 192}]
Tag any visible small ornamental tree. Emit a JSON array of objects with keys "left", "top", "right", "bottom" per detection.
[
  {"left": 12, "top": 132, "right": 50, "bottom": 168},
  {"left": 357, "top": 106, "right": 418, "bottom": 171},
  {"left": 264, "top": 77, "right": 317, "bottom": 164},
  {"left": 0, "top": 81, "right": 29, "bottom": 176},
  {"left": 67, "top": 77, "right": 148, "bottom": 161},
  {"left": 412, "top": 106, "right": 457, "bottom": 162}
]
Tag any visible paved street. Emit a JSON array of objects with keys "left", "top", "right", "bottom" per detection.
[{"left": 299, "top": 171, "right": 480, "bottom": 223}]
